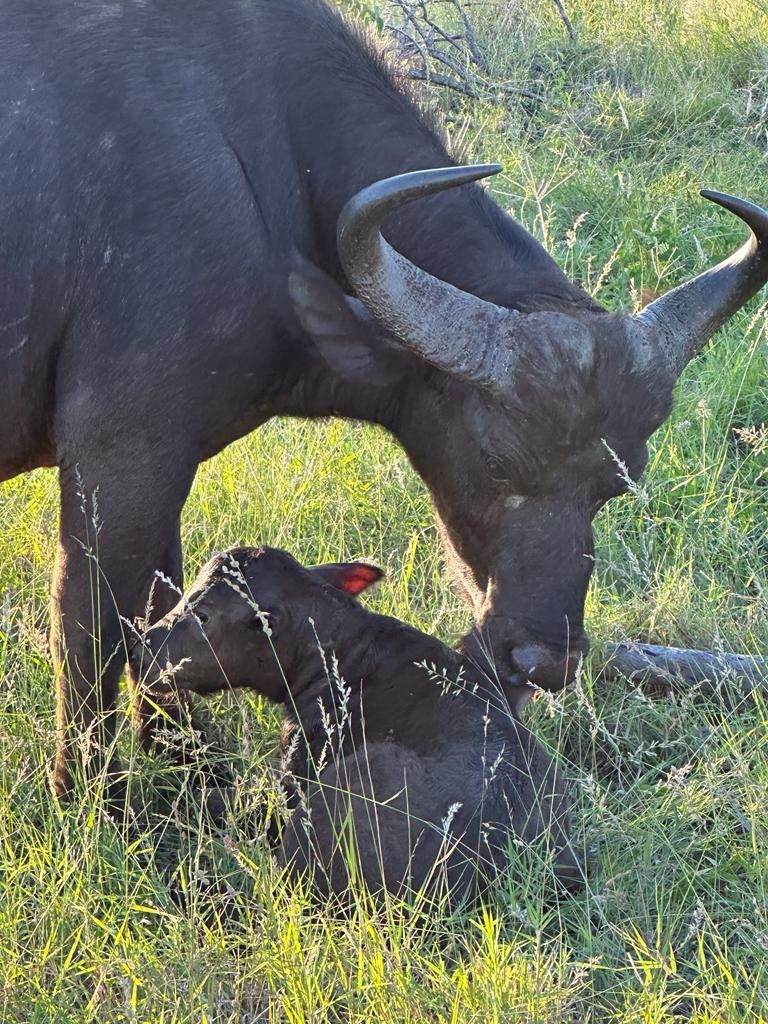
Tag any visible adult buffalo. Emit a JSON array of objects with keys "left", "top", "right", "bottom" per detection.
[{"left": 0, "top": 0, "right": 766, "bottom": 798}]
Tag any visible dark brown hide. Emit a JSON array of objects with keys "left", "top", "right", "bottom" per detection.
[{"left": 132, "top": 547, "right": 581, "bottom": 905}]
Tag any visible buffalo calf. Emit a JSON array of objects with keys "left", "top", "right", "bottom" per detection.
[{"left": 130, "top": 546, "right": 582, "bottom": 905}]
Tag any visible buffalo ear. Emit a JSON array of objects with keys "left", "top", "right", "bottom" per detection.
[
  {"left": 289, "top": 252, "right": 401, "bottom": 383},
  {"left": 310, "top": 562, "right": 385, "bottom": 598}
]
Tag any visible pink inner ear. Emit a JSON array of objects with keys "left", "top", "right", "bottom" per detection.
[{"left": 338, "top": 565, "right": 383, "bottom": 595}]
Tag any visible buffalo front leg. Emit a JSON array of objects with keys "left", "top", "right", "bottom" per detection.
[
  {"left": 51, "top": 459, "right": 194, "bottom": 801},
  {"left": 126, "top": 523, "right": 194, "bottom": 752},
  {"left": 129, "top": 522, "right": 236, "bottom": 817}
]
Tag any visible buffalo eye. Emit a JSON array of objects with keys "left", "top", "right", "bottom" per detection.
[
  {"left": 484, "top": 452, "right": 507, "bottom": 482},
  {"left": 196, "top": 609, "right": 209, "bottom": 625}
]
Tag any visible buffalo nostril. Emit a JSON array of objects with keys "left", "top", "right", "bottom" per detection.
[
  {"left": 511, "top": 643, "right": 549, "bottom": 676},
  {"left": 510, "top": 644, "right": 584, "bottom": 691}
]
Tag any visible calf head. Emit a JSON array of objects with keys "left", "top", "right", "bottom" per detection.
[
  {"left": 129, "top": 546, "right": 383, "bottom": 698},
  {"left": 292, "top": 167, "right": 768, "bottom": 690}
]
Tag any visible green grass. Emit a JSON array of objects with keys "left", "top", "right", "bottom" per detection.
[{"left": 3, "top": 0, "right": 768, "bottom": 1019}]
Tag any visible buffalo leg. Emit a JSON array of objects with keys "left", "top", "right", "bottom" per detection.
[
  {"left": 126, "top": 522, "right": 194, "bottom": 752},
  {"left": 51, "top": 459, "right": 194, "bottom": 801}
]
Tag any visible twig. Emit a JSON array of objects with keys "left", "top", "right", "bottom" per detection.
[
  {"left": 452, "top": 0, "right": 485, "bottom": 71},
  {"left": 397, "top": 65, "right": 477, "bottom": 97},
  {"left": 492, "top": 82, "right": 542, "bottom": 102},
  {"left": 552, "top": 0, "right": 576, "bottom": 39}
]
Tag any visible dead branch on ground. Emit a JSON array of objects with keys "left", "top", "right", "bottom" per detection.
[{"left": 603, "top": 642, "right": 768, "bottom": 704}]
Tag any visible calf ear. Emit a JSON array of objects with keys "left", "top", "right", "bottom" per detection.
[
  {"left": 310, "top": 562, "right": 385, "bottom": 597},
  {"left": 289, "top": 252, "right": 401, "bottom": 384}
]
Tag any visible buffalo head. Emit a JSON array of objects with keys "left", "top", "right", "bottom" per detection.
[{"left": 291, "top": 165, "right": 768, "bottom": 691}]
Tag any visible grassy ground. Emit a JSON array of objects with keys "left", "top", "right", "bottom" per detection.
[{"left": 2, "top": 0, "right": 768, "bottom": 1020}]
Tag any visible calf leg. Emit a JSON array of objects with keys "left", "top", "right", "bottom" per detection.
[{"left": 51, "top": 458, "right": 194, "bottom": 801}]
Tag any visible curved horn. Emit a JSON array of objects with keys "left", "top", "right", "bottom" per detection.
[
  {"left": 337, "top": 164, "right": 520, "bottom": 386},
  {"left": 635, "top": 191, "right": 768, "bottom": 377}
]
